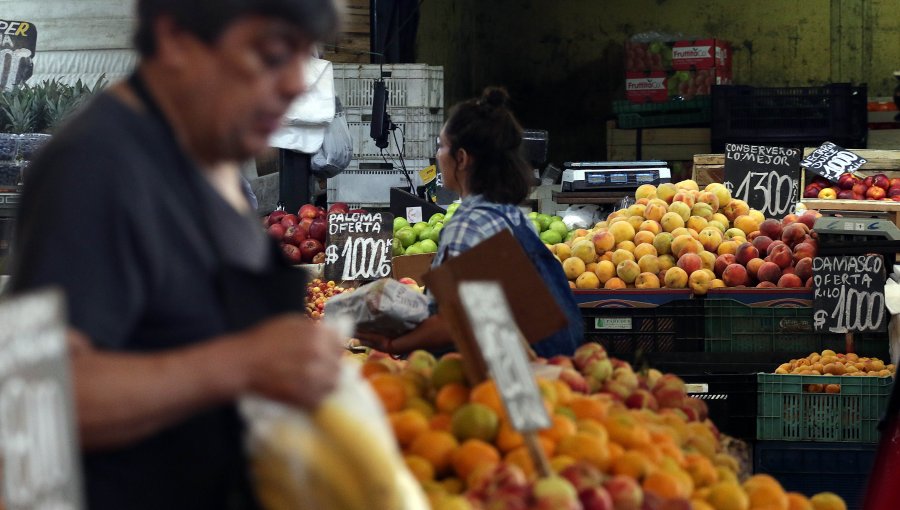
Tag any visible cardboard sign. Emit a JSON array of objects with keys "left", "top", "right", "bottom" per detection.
[
  {"left": 724, "top": 144, "right": 802, "bottom": 219},
  {"left": 813, "top": 255, "right": 886, "bottom": 333},
  {"left": 0, "top": 20, "right": 36, "bottom": 91},
  {"left": 324, "top": 212, "right": 393, "bottom": 282},
  {"left": 458, "top": 281, "right": 551, "bottom": 432},
  {"left": 801, "top": 142, "right": 867, "bottom": 182},
  {"left": 0, "top": 290, "right": 83, "bottom": 510}
]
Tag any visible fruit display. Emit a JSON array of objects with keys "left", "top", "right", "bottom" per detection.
[
  {"left": 355, "top": 343, "right": 846, "bottom": 510},
  {"left": 393, "top": 206, "right": 453, "bottom": 257},
  {"left": 265, "top": 202, "right": 366, "bottom": 264},
  {"left": 528, "top": 211, "right": 577, "bottom": 246},
  {"left": 550, "top": 180, "right": 820, "bottom": 294},
  {"left": 774, "top": 350, "right": 895, "bottom": 394},
  {"left": 305, "top": 278, "right": 352, "bottom": 320},
  {"left": 804, "top": 172, "right": 900, "bottom": 201}
]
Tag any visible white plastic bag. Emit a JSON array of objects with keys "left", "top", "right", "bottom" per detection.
[
  {"left": 311, "top": 98, "right": 353, "bottom": 179},
  {"left": 241, "top": 360, "right": 428, "bottom": 510},
  {"left": 561, "top": 204, "right": 599, "bottom": 230},
  {"left": 269, "top": 58, "right": 335, "bottom": 153}
]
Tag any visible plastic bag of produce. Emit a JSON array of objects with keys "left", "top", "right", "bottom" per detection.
[
  {"left": 241, "top": 359, "right": 429, "bottom": 510},
  {"left": 324, "top": 278, "right": 431, "bottom": 337}
]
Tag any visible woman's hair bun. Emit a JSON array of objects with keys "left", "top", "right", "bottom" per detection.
[{"left": 480, "top": 86, "right": 510, "bottom": 109}]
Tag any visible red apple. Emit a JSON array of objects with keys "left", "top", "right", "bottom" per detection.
[
  {"left": 267, "top": 210, "right": 286, "bottom": 226},
  {"left": 853, "top": 192, "right": 866, "bottom": 200},
  {"left": 309, "top": 217, "right": 327, "bottom": 242},
  {"left": 864, "top": 176, "right": 875, "bottom": 187},
  {"left": 560, "top": 462, "right": 605, "bottom": 493},
  {"left": 892, "top": 196, "right": 900, "bottom": 202},
  {"left": 874, "top": 174, "right": 891, "bottom": 190},
  {"left": 797, "top": 212, "right": 818, "bottom": 230},
  {"left": 298, "top": 204, "right": 319, "bottom": 219},
  {"left": 280, "top": 213, "right": 299, "bottom": 228},
  {"left": 267, "top": 223, "right": 286, "bottom": 239},
  {"left": 804, "top": 187, "right": 823, "bottom": 199},
  {"left": 866, "top": 186, "right": 886, "bottom": 200},
  {"left": 578, "top": 486, "right": 615, "bottom": 510},
  {"left": 889, "top": 187, "right": 900, "bottom": 198},
  {"left": 298, "top": 238, "right": 324, "bottom": 262},
  {"left": 837, "top": 189, "right": 855, "bottom": 200},
  {"left": 327, "top": 202, "right": 350, "bottom": 216},
  {"left": 316, "top": 207, "right": 326, "bottom": 219},
  {"left": 891, "top": 178, "right": 900, "bottom": 188},
  {"left": 283, "top": 225, "right": 307, "bottom": 246},
  {"left": 838, "top": 173, "right": 858, "bottom": 189},
  {"left": 852, "top": 182, "right": 869, "bottom": 196},
  {"left": 603, "top": 475, "right": 644, "bottom": 510},
  {"left": 281, "top": 243, "right": 302, "bottom": 264}
]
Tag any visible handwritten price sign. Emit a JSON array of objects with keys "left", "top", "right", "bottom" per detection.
[
  {"left": 813, "top": 255, "right": 886, "bottom": 333},
  {"left": 324, "top": 212, "right": 393, "bottom": 282},
  {"left": 724, "top": 144, "right": 802, "bottom": 219},
  {"left": 802, "top": 142, "right": 867, "bottom": 183}
]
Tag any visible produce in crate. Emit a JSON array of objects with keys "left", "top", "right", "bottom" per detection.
[
  {"left": 354, "top": 343, "right": 845, "bottom": 510},
  {"left": 393, "top": 206, "right": 454, "bottom": 256},
  {"left": 305, "top": 278, "right": 351, "bottom": 320},
  {"left": 550, "top": 180, "right": 821, "bottom": 294},
  {"left": 804, "top": 172, "right": 900, "bottom": 201},
  {"left": 774, "top": 350, "right": 895, "bottom": 394},
  {"left": 265, "top": 203, "right": 364, "bottom": 264}
]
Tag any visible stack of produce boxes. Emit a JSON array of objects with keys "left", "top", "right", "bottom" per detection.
[
  {"left": 328, "top": 64, "right": 445, "bottom": 209},
  {"left": 625, "top": 39, "right": 732, "bottom": 103}
]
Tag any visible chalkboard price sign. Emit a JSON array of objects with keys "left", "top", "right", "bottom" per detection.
[
  {"left": 0, "top": 20, "right": 36, "bottom": 91},
  {"left": 801, "top": 142, "right": 867, "bottom": 183},
  {"left": 813, "top": 255, "right": 886, "bottom": 333},
  {"left": 457, "top": 281, "right": 551, "bottom": 432},
  {"left": 324, "top": 212, "right": 393, "bottom": 281},
  {"left": 724, "top": 144, "right": 802, "bottom": 219},
  {"left": 0, "top": 290, "right": 84, "bottom": 510}
]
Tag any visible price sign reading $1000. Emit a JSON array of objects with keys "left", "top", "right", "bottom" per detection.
[
  {"left": 724, "top": 144, "right": 803, "bottom": 219},
  {"left": 457, "top": 281, "right": 551, "bottom": 432},
  {"left": 813, "top": 255, "right": 886, "bottom": 333},
  {"left": 324, "top": 212, "right": 393, "bottom": 282},
  {"left": 0, "top": 290, "right": 84, "bottom": 510}
]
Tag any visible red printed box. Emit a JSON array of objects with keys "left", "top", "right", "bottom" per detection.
[
  {"left": 625, "top": 39, "right": 731, "bottom": 72},
  {"left": 626, "top": 68, "right": 732, "bottom": 103}
]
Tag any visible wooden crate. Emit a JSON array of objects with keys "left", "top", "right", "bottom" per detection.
[
  {"left": 692, "top": 153, "right": 724, "bottom": 187},
  {"left": 800, "top": 149, "right": 900, "bottom": 227},
  {"left": 321, "top": 0, "right": 370, "bottom": 64},
  {"left": 606, "top": 120, "right": 710, "bottom": 161}
]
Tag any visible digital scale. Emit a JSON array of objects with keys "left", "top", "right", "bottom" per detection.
[
  {"left": 813, "top": 210, "right": 900, "bottom": 257},
  {"left": 560, "top": 161, "right": 671, "bottom": 192}
]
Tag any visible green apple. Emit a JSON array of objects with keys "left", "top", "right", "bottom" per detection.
[
  {"left": 531, "top": 219, "right": 542, "bottom": 233},
  {"left": 418, "top": 226, "right": 434, "bottom": 242},
  {"left": 394, "top": 217, "right": 410, "bottom": 232},
  {"left": 395, "top": 227, "right": 417, "bottom": 248},
  {"left": 446, "top": 202, "right": 460, "bottom": 214},
  {"left": 405, "top": 244, "right": 424, "bottom": 255},
  {"left": 548, "top": 220, "right": 568, "bottom": 238},
  {"left": 536, "top": 214, "right": 552, "bottom": 232},
  {"left": 528, "top": 211, "right": 539, "bottom": 219},
  {"left": 539, "top": 230, "right": 563, "bottom": 245},
  {"left": 428, "top": 213, "right": 445, "bottom": 226},
  {"left": 419, "top": 239, "right": 438, "bottom": 253},
  {"left": 412, "top": 222, "right": 429, "bottom": 236},
  {"left": 426, "top": 224, "right": 442, "bottom": 243},
  {"left": 444, "top": 212, "right": 454, "bottom": 223},
  {"left": 392, "top": 238, "right": 404, "bottom": 256},
  {"left": 551, "top": 215, "right": 563, "bottom": 223}
]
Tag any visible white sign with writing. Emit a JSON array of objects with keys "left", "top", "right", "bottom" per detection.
[
  {"left": 0, "top": 290, "right": 83, "bottom": 510},
  {"left": 458, "top": 281, "right": 551, "bottom": 432},
  {"left": 801, "top": 142, "right": 867, "bottom": 182}
]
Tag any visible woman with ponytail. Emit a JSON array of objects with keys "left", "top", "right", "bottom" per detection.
[{"left": 358, "top": 87, "right": 583, "bottom": 357}]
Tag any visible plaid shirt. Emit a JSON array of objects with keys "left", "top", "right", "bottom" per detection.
[{"left": 432, "top": 194, "right": 533, "bottom": 267}]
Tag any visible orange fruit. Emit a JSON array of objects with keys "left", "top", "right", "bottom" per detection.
[
  {"left": 539, "top": 414, "right": 577, "bottom": 444},
  {"left": 576, "top": 419, "right": 610, "bottom": 442},
  {"left": 409, "top": 430, "right": 459, "bottom": 475},
  {"left": 550, "top": 455, "right": 577, "bottom": 473},
  {"left": 538, "top": 435, "right": 556, "bottom": 457},
  {"left": 450, "top": 403, "right": 499, "bottom": 442},
  {"left": 504, "top": 446, "right": 536, "bottom": 480},
  {"left": 684, "top": 452, "right": 719, "bottom": 488},
  {"left": 436, "top": 383, "right": 470, "bottom": 414},
  {"left": 496, "top": 421, "right": 525, "bottom": 452},
  {"left": 404, "top": 454, "right": 435, "bottom": 482},
  {"left": 604, "top": 412, "right": 651, "bottom": 448},
  {"left": 810, "top": 492, "right": 847, "bottom": 510},
  {"left": 611, "top": 450, "right": 655, "bottom": 480},
  {"left": 643, "top": 471, "right": 687, "bottom": 500},
  {"left": 451, "top": 439, "right": 500, "bottom": 481},
  {"left": 744, "top": 474, "right": 788, "bottom": 510},
  {"left": 607, "top": 441, "right": 625, "bottom": 463},
  {"left": 390, "top": 409, "right": 429, "bottom": 447},
  {"left": 787, "top": 492, "right": 814, "bottom": 510},
  {"left": 553, "top": 379, "right": 574, "bottom": 406},
  {"left": 557, "top": 432, "right": 611, "bottom": 471},
  {"left": 570, "top": 396, "right": 609, "bottom": 422},
  {"left": 706, "top": 481, "right": 750, "bottom": 510},
  {"left": 406, "top": 396, "right": 436, "bottom": 418},
  {"left": 469, "top": 379, "right": 506, "bottom": 418},
  {"left": 441, "top": 477, "right": 464, "bottom": 495},
  {"left": 368, "top": 373, "right": 407, "bottom": 412},
  {"left": 430, "top": 413, "right": 453, "bottom": 432},
  {"left": 361, "top": 360, "right": 392, "bottom": 378}
]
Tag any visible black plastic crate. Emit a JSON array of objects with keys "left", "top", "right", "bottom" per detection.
[
  {"left": 711, "top": 83, "right": 867, "bottom": 152},
  {"left": 754, "top": 441, "right": 877, "bottom": 510},
  {"left": 581, "top": 299, "right": 703, "bottom": 361},
  {"left": 678, "top": 373, "right": 758, "bottom": 440}
]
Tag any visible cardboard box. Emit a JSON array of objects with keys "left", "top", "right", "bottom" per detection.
[
  {"left": 391, "top": 253, "right": 436, "bottom": 286},
  {"left": 625, "top": 39, "right": 731, "bottom": 72},
  {"left": 625, "top": 68, "right": 732, "bottom": 103}
]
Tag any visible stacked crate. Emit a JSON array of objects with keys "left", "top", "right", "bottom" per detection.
[{"left": 328, "top": 64, "right": 444, "bottom": 209}]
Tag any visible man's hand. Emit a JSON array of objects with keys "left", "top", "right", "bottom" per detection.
[
  {"left": 241, "top": 314, "right": 345, "bottom": 410},
  {"left": 355, "top": 331, "right": 396, "bottom": 354}
]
